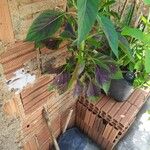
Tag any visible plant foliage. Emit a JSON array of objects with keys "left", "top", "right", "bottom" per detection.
[
  {"left": 26, "top": 10, "right": 64, "bottom": 42},
  {"left": 97, "top": 15, "right": 119, "bottom": 57},
  {"left": 77, "top": 0, "right": 99, "bottom": 45},
  {"left": 26, "top": 0, "right": 150, "bottom": 100}
]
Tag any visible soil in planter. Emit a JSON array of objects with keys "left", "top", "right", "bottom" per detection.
[{"left": 58, "top": 127, "right": 101, "bottom": 150}]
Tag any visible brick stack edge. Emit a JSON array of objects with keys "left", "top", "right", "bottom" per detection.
[{"left": 75, "top": 89, "right": 150, "bottom": 150}]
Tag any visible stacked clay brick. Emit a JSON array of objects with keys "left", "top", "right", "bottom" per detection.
[
  {"left": 0, "top": 41, "right": 76, "bottom": 150},
  {"left": 0, "top": 0, "right": 78, "bottom": 149},
  {"left": 76, "top": 89, "right": 150, "bottom": 150}
]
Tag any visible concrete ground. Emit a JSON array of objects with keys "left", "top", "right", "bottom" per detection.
[{"left": 116, "top": 97, "right": 150, "bottom": 150}]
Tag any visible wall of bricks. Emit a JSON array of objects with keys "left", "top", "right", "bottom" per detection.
[
  {"left": 0, "top": 1, "right": 78, "bottom": 149},
  {"left": 0, "top": 40, "right": 76, "bottom": 149}
]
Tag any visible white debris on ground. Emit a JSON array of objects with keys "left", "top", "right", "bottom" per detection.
[{"left": 6, "top": 68, "right": 36, "bottom": 94}]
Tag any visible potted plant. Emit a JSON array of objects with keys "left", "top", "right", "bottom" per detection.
[
  {"left": 109, "top": 0, "right": 150, "bottom": 101},
  {"left": 26, "top": 0, "right": 149, "bottom": 102}
]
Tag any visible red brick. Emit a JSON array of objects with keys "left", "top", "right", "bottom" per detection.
[
  {"left": 94, "top": 95, "right": 110, "bottom": 114},
  {"left": 107, "top": 102, "right": 124, "bottom": 121},
  {"left": 23, "top": 136, "right": 38, "bottom": 150},
  {"left": 25, "top": 92, "right": 54, "bottom": 114},
  {"left": 0, "top": 42, "right": 34, "bottom": 64},
  {"left": 3, "top": 51, "right": 36, "bottom": 74},
  {"left": 100, "top": 98, "right": 116, "bottom": 118},
  {"left": 127, "top": 89, "right": 142, "bottom": 104},
  {"left": 21, "top": 75, "right": 51, "bottom": 98},
  {"left": 113, "top": 102, "right": 131, "bottom": 124},
  {"left": 120, "top": 105, "right": 138, "bottom": 128},
  {"left": 133, "top": 92, "right": 146, "bottom": 108},
  {"left": 101, "top": 124, "right": 113, "bottom": 149}
]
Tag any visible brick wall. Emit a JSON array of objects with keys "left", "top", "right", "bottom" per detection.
[
  {"left": 0, "top": 1, "right": 78, "bottom": 149},
  {"left": 0, "top": 40, "right": 76, "bottom": 149}
]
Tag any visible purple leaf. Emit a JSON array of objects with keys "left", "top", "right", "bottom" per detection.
[
  {"left": 65, "top": 23, "right": 75, "bottom": 36},
  {"left": 95, "top": 65, "right": 110, "bottom": 85},
  {"left": 73, "top": 80, "right": 83, "bottom": 97},
  {"left": 52, "top": 72, "right": 71, "bottom": 93},
  {"left": 86, "top": 81, "right": 101, "bottom": 99},
  {"left": 108, "top": 63, "right": 117, "bottom": 73}
]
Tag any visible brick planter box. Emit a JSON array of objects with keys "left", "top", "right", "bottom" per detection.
[{"left": 75, "top": 89, "right": 150, "bottom": 150}]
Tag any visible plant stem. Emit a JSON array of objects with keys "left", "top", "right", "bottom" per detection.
[
  {"left": 117, "top": 54, "right": 127, "bottom": 64},
  {"left": 37, "top": 48, "right": 42, "bottom": 76},
  {"left": 144, "top": 8, "right": 150, "bottom": 32},
  {"left": 72, "top": 0, "right": 77, "bottom": 9},
  {"left": 78, "top": 41, "right": 85, "bottom": 63}
]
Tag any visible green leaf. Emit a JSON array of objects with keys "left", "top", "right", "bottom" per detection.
[
  {"left": 147, "top": 110, "right": 150, "bottom": 114},
  {"left": 35, "top": 41, "right": 44, "bottom": 49},
  {"left": 118, "top": 34, "right": 134, "bottom": 62},
  {"left": 121, "top": 26, "right": 150, "bottom": 44},
  {"left": 60, "top": 30, "right": 75, "bottom": 39},
  {"left": 48, "top": 85, "right": 55, "bottom": 91},
  {"left": 102, "top": 81, "right": 111, "bottom": 94},
  {"left": 26, "top": 10, "right": 64, "bottom": 42},
  {"left": 60, "top": 22, "right": 76, "bottom": 39},
  {"left": 77, "top": 0, "right": 99, "bottom": 45},
  {"left": 87, "top": 38, "right": 101, "bottom": 49},
  {"left": 110, "top": 11, "right": 120, "bottom": 20},
  {"left": 94, "top": 59, "right": 109, "bottom": 70},
  {"left": 87, "top": 96, "right": 100, "bottom": 102},
  {"left": 97, "top": 15, "right": 119, "bottom": 57},
  {"left": 112, "top": 70, "right": 123, "bottom": 79},
  {"left": 99, "top": 0, "right": 116, "bottom": 10},
  {"left": 144, "top": 0, "right": 150, "bottom": 5},
  {"left": 134, "top": 61, "right": 142, "bottom": 71},
  {"left": 145, "top": 48, "right": 150, "bottom": 73},
  {"left": 122, "top": 2, "right": 135, "bottom": 26}
]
